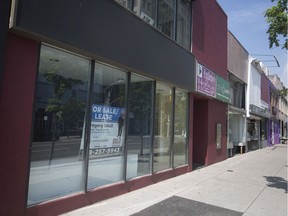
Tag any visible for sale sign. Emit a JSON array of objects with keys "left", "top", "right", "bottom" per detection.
[{"left": 80, "top": 105, "right": 125, "bottom": 158}]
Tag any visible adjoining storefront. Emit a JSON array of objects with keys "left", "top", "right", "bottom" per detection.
[
  {"left": 226, "top": 32, "right": 249, "bottom": 157},
  {"left": 227, "top": 73, "right": 247, "bottom": 156},
  {"left": 247, "top": 105, "right": 269, "bottom": 150},
  {"left": 228, "top": 106, "right": 247, "bottom": 155},
  {"left": 269, "top": 119, "right": 280, "bottom": 145},
  {"left": 268, "top": 82, "right": 280, "bottom": 145},
  {"left": 192, "top": 63, "right": 230, "bottom": 167},
  {"left": 247, "top": 59, "right": 270, "bottom": 151},
  {"left": 279, "top": 113, "right": 288, "bottom": 142}
]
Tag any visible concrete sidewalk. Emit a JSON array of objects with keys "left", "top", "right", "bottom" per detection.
[{"left": 62, "top": 144, "right": 287, "bottom": 216}]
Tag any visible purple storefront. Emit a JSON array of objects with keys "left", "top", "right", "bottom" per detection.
[
  {"left": 269, "top": 120, "right": 280, "bottom": 145},
  {"left": 268, "top": 81, "right": 280, "bottom": 145}
]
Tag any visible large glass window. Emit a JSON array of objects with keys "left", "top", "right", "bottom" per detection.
[
  {"left": 114, "top": 0, "right": 133, "bottom": 10},
  {"left": 28, "top": 45, "right": 90, "bottom": 205},
  {"left": 28, "top": 44, "right": 190, "bottom": 205},
  {"left": 114, "top": 0, "right": 192, "bottom": 50},
  {"left": 173, "top": 89, "right": 188, "bottom": 167},
  {"left": 260, "top": 118, "right": 267, "bottom": 141},
  {"left": 176, "top": 0, "right": 191, "bottom": 50},
  {"left": 133, "top": 0, "right": 157, "bottom": 26},
  {"left": 87, "top": 63, "right": 127, "bottom": 189},
  {"left": 126, "top": 74, "right": 153, "bottom": 179},
  {"left": 153, "top": 83, "right": 173, "bottom": 172},
  {"left": 158, "top": 0, "right": 176, "bottom": 39}
]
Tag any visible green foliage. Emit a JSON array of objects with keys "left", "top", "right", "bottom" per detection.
[
  {"left": 43, "top": 71, "right": 85, "bottom": 135},
  {"left": 45, "top": 98, "right": 62, "bottom": 115},
  {"left": 264, "top": 0, "right": 288, "bottom": 49},
  {"left": 278, "top": 87, "right": 288, "bottom": 97},
  {"left": 62, "top": 99, "right": 85, "bottom": 123},
  {"left": 43, "top": 71, "right": 83, "bottom": 98}
]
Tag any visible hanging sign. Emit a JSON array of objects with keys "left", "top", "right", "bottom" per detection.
[{"left": 216, "top": 75, "right": 230, "bottom": 103}]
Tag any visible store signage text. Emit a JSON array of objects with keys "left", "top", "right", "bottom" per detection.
[
  {"left": 196, "top": 64, "right": 216, "bottom": 97},
  {"left": 80, "top": 104, "right": 125, "bottom": 159},
  {"left": 196, "top": 63, "right": 230, "bottom": 103}
]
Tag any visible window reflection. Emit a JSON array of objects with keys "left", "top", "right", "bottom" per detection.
[
  {"left": 28, "top": 45, "right": 190, "bottom": 205},
  {"left": 28, "top": 45, "right": 90, "bottom": 205},
  {"left": 153, "top": 83, "right": 173, "bottom": 172},
  {"left": 114, "top": 0, "right": 133, "bottom": 10},
  {"left": 176, "top": 0, "right": 191, "bottom": 50},
  {"left": 127, "top": 74, "right": 153, "bottom": 179},
  {"left": 174, "top": 89, "right": 188, "bottom": 167},
  {"left": 114, "top": 0, "right": 191, "bottom": 50},
  {"left": 87, "top": 63, "right": 127, "bottom": 189},
  {"left": 133, "top": 0, "right": 157, "bottom": 26},
  {"left": 158, "top": 0, "right": 176, "bottom": 39}
]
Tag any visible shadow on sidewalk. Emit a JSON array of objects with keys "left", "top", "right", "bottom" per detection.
[
  {"left": 130, "top": 196, "right": 243, "bottom": 216},
  {"left": 264, "top": 176, "right": 288, "bottom": 193}
]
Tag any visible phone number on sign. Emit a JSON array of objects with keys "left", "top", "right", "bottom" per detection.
[{"left": 89, "top": 147, "right": 121, "bottom": 156}]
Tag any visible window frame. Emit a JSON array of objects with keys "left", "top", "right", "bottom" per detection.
[
  {"left": 27, "top": 43, "right": 190, "bottom": 206},
  {"left": 114, "top": 0, "right": 192, "bottom": 51}
]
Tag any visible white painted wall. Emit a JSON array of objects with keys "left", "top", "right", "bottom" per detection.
[{"left": 249, "top": 64, "right": 262, "bottom": 108}]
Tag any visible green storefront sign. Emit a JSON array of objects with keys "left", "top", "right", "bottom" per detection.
[{"left": 216, "top": 75, "right": 230, "bottom": 103}]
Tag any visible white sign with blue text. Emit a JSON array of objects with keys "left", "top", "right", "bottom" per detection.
[{"left": 90, "top": 105, "right": 125, "bottom": 157}]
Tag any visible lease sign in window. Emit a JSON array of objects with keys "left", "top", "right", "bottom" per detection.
[{"left": 89, "top": 105, "right": 125, "bottom": 157}]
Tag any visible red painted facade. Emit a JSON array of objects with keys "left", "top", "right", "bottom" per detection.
[
  {"left": 192, "top": 0, "right": 228, "bottom": 78},
  {"left": 261, "top": 73, "right": 270, "bottom": 104},
  {"left": 0, "top": 34, "right": 192, "bottom": 216},
  {"left": 192, "top": 98, "right": 227, "bottom": 166},
  {"left": 193, "top": 99, "right": 209, "bottom": 165},
  {"left": 0, "top": 33, "right": 39, "bottom": 215},
  {"left": 192, "top": 0, "right": 228, "bottom": 166},
  {"left": 206, "top": 100, "right": 227, "bottom": 164},
  {"left": 0, "top": 0, "right": 228, "bottom": 215}
]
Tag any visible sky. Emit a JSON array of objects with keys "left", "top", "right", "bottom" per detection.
[{"left": 217, "top": 0, "right": 288, "bottom": 87}]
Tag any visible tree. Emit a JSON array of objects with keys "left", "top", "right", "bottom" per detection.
[
  {"left": 278, "top": 87, "right": 288, "bottom": 97},
  {"left": 43, "top": 71, "right": 83, "bottom": 164},
  {"left": 264, "top": 0, "right": 287, "bottom": 49}
]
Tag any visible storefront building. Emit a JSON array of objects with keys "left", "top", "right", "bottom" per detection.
[
  {"left": 260, "top": 70, "right": 270, "bottom": 148},
  {"left": 191, "top": 0, "right": 229, "bottom": 167},
  {"left": 0, "top": 0, "right": 228, "bottom": 215},
  {"left": 268, "top": 74, "right": 288, "bottom": 142},
  {"left": 246, "top": 59, "right": 270, "bottom": 151},
  {"left": 268, "top": 80, "right": 280, "bottom": 145},
  {"left": 227, "top": 32, "right": 249, "bottom": 156}
]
